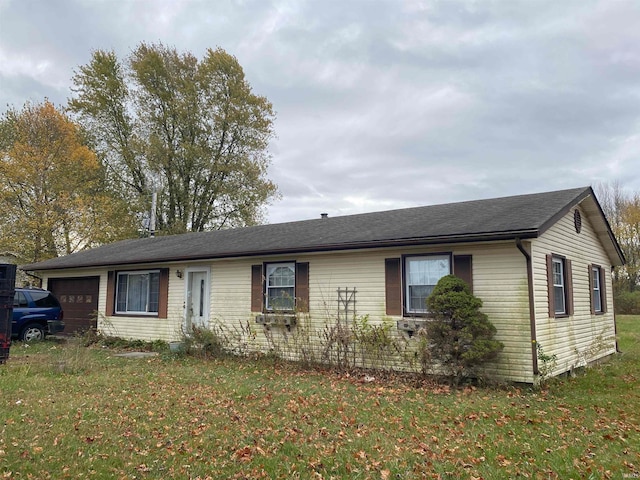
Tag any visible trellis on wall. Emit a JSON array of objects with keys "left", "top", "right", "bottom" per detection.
[{"left": 337, "top": 287, "right": 357, "bottom": 324}]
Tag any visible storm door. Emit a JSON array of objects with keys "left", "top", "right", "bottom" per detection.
[{"left": 184, "top": 268, "right": 210, "bottom": 332}]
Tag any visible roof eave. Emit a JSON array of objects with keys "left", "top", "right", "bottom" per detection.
[
  {"left": 537, "top": 187, "right": 625, "bottom": 267},
  {"left": 22, "top": 229, "right": 540, "bottom": 272}
]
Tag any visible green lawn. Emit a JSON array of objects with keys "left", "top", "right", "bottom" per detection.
[{"left": 1, "top": 316, "right": 638, "bottom": 479}]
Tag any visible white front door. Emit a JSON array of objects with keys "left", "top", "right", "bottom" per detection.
[{"left": 185, "top": 268, "right": 210, "bottom": 331}]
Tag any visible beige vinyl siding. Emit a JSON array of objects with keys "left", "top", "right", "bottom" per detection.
[
  {"left": 306, "top": 251, "right": 387, "bottom": 318},
  {"left": 104, "top": 265, "right": 185, "bottom": 341},
  {"left": 207, "top": 252, "right": 390, "bottom": 358},
  {"left": 469, "top": 244, "right": 532, "bottom": 383},
  {"left": 227, "top": 250, "right": 402, "bottom": 364},
  {"left": 43, "top": 265, "right": 186, "bottom": 342},
  {"left": 210, "top": 258, "right": 254, "bottom": 326},
  {"left": 39, "top": 243, "right": 533, "bottom": 381},
  {"left": 531, "top": 204, "right": 617, "bottom": 378},
  {"left": 204, "top": 244, "right": 531, "bottom": 382}
]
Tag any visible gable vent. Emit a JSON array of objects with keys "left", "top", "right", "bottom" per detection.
[{"left": 574, "top": 209, "right": 582, "bottom": 233}]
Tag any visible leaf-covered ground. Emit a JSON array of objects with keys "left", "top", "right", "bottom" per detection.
[{"left": 1, "top": 316, "right": 638, "bottom": 479}]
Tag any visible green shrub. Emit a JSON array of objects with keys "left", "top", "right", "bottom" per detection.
[
  {"left": 424, "top": 275, "right": 504, "bottom": 382},
  {"left": 352, "top": 315, "right": 404, "bottom": 370},
  {"left": 183, "top": 325, "right": 225, "bottom": 358}
]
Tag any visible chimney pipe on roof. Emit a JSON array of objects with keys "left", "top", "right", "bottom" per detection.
[
  {"left": 320, "top": 213, "right": 328, "bottom": 219},
  {"left": 150, "top": 191, "right": 157, "bottom": 238}
]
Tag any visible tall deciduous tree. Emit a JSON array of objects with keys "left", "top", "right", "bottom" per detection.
[
  {"left": 0, "top": 101, "right": 138, "bottom": 263},
  {"left": 69, "top": 43, "right": 278, "bottom": 234},
  {"left": 596, "top": 182, "right": 640, "bottom": 293}
]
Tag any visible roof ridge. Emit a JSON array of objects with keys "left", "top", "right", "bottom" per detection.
[{"left": 21, "top": 186, "right": 603, "bottom": 271}]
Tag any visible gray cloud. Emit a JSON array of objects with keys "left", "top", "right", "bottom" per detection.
[{"left": 1, "top": 0, "right": 639, "bottom": 225}]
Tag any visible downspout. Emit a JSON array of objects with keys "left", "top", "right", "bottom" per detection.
[
  {"left": 516, "top": 238, "right": 539, "bottom": 375},
  {"left": 612, "top": 266, "right": 621, "bottom": 353},
  {"left": 24, "top": 271, "right": 43, "bottom": 288}
]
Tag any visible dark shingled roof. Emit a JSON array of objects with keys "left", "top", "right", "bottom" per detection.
[{"left": 21, "top": 186, "right": 624, "bottom": 271}]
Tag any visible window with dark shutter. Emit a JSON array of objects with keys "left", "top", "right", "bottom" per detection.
[
  {"left": 251, "top": 265, "right": 263, "bottom": 312},
  {"left": 295, "top": 262, "right": 310, "bottom": 313},
  {"left": 158, "top": 268, "right": 169, "bottom": 319},
  {"left": 453, "top": 255, "right": 473, "bottom": 292},
  {"left": 547, "top": 254, "right": 573, "bottom": 318},
  {"left": 600, "top": 267, "right": 607, "bottom": 314},
  {"left": 106, "top": 271, "right": 115, "bottom": 316},
  {"left": 385, "top": 258, "right": 402, "bottom": 315},
  {"left": 265, "top": 262, "right": 295, "bottom": 311},
  {"left": 107, "top": 268, "right": 168, "bottom": 317},
  {"left": 565, "top": 259, "right": 574, "bottom": 316},
  {"left": 589, "top": 264, "right": 607, "bottom": 314},
  {"left": 404, "top": 254, "right": 451, "bottom": 314}
]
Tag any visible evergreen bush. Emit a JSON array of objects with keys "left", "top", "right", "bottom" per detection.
[{"left": 424, "top": 275, "right": 504, "bottom": 382}]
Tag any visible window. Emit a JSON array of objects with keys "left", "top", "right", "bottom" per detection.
[
  {"left": 552, "top": 258, "right": 565, "bottom": 314},
  {"left": 266, "top": 262, "right": 295, "bottom": 311},
  {"left": 115, "top": 270, "right": 160, "bottom": 314},
  {"left": 546, "top": 254, "right": 573, "bottom": 318},
  {"left": 404, "top": 254, "right": 451, "bottom": 314},
  {"left": 592, "top": 267, "right": 601, "bottom": 312},
  {"left": 590, "top": 265, "right": 606, "bottom": 314},
  {"left": 30, "top": 291, "right": 60, "bottom": 308},
  {"left": 385, "top": 254, "right": 470, "bottom": 316},
  {"left": 13, "top": 291, "right": 28, "bottom": 308},
  {"left": 251, "top": 262, "right": 309, "bottom": 314}
]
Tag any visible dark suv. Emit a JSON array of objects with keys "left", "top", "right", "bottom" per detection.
[{"left": 12, "top": 288, "right": 65, "bottom": 341}]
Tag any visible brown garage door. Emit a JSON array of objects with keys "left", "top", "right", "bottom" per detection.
[{"left": 48, "top": 277, "right": 100, "bottom": 335}]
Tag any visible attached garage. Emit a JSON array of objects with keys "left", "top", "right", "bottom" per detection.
[{"left": 48, "top": 277, "right": 100, "bottom": 334}]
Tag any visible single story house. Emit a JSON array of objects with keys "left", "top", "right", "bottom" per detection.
[{"left": 22, "top": 186, "right": 624, "bottom": 383}]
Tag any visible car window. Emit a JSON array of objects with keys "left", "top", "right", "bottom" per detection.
[
  {"left": 30, "top": 291, "right": 60, "bottom": 308},
  {"left": 13, "top": 291, "right": 28, "bottom": 308}
]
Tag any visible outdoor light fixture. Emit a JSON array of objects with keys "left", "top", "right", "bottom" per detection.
[{"left": 176, "top": 270, "right": 183, "bottom": 278}]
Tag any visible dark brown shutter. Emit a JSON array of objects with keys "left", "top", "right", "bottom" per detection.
[
  {"left": 295, "top": 262, "right": 310, "bottom": 313},
  {"left": 546, "top": 254, "right": 554, "bottom": 318},
  {"left": 566, "top": 259, "right": 573, "bottom": 316},
  {"left": 251, "top": 265, "right": 263, "bottom": 312},
  {"left": 588, "top": 264, "right": 595, "bottom": 315},
  {"left": 158, "top": 268, "right": 169, "bottom": 319},
  {"left": 106, "top": 271, "right": 115, "bottom": 316},
  {"left": 453, "top": 255, "right": 473, "bottom": 292},
  {"left": 385, "top": 258, "right": 402, "bottom": 316},
  {"left": 600, "top": 267, "right": 607, "bottom": 313}
]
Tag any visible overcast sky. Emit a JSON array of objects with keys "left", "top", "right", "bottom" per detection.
[{"left": 1, "top": 0, "right": 639, "bottom": 224}]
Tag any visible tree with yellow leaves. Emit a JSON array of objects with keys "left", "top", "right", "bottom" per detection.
[{"left": 0, "top": 100, "right": 138, "bottom": 263}]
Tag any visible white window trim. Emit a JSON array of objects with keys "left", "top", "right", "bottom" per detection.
[
  {"left": 265, "top": 262, "right": 295, "bottom": 311},
  {"left": 404, "top": 254, "right": 451, "bottom": 314},
  {"left": 552, "top": 258, "right": 566, "bottom": 315},
  {"left": 592, "top": 266, "right": 602, "bottom": 313},
  {"left": 115, "top": 270, "right": 161, "bottom": 315}
]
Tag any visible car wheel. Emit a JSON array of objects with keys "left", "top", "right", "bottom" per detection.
[{"left": 21, "top": 324, "right": 45, "bottom": 342}]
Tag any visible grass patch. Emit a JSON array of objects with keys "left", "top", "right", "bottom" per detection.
[{"left": 0, "top": 317, "right": 638, "bottom": 479}]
